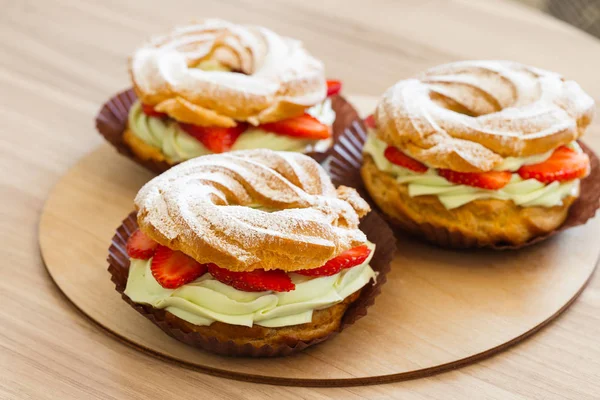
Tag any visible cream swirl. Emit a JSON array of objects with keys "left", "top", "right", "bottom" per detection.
[
  {"left": 127, "top": 99, "right": 335, "bottom": 163},
  {"left": 375, "top": 60, "right": 594, "bottom": 172},
  {"left": 135, "top": 149, "right": 370, "bottom": 272},
  {"left": 131, "top": 19, "right": 327, "bottom": 127},
  {"left": 124, "top": 241, "right": 376, "bottom": 328},
  {"left": 363, "top": 132, "right": 580, "bottom": 209}
]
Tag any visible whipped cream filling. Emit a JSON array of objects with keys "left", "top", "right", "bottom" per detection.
[
  {"left": 363, "top": 132, "right": 580, "bottom": 210},
  {"left": 124, "top": 242, "right": 376, "bottom": 328},
  {"left": 127, "top": 99, "right": 335, "bottom": 163}
]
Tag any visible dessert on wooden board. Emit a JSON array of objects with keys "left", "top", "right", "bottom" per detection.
[
  {"left": 360, "top": 60, "right": 597, "bottom": 248},
  {"left": 108, "top": 149, "right": 394, "bottom": 356},
  {"left": 96, "top": 19, "right": 358, "bottom": 173}
]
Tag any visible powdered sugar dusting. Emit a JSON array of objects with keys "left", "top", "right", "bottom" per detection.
[
  {"left": 131, "top": 19, "right": 327, "bottom": 125},
  {"left": 375, "top": 60, "right": 595, "bottom": 172},
  {"left": 134, "top": 149, "right": 371, "bottom": 272}
]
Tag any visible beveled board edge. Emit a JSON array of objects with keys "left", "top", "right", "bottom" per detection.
[
  {"left": 38, "top": 166, "right": 599, "bottom": 388},
  {"left": 39, "top": 244, "right": 597, "bottom": 387}
]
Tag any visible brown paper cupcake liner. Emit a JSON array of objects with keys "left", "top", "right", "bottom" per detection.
[
  {"left": 325, "top": 121, "right": 600, "bottom": 250},
  {"left": 96, "top": 88, "right": 361, "bottom": 174},
  {"left": 107, "top": 210, "right": 395, "bottom": 357}
]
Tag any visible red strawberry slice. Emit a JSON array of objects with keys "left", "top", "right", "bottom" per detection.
[
  {"left": 180, "top": 123, "right": 247, "bottom": 153},
  {"left": 296, "top": 245, "right": 372, "bottom": 277},
  {"left": 207, "top": 265, "right": 295, "bottom": 292},
  {"left": 364, "top": 114, "right": 376, "bottom": 129},
  {"left": 326, "top": 80, "right": 342, "bottom": 96},
  {"left": 259, "top": 114, "right": 331, "bottom": 140},
  {"left": 141, "top": 103, "right": 168, "bottom": 118},
  {"left": 438, "top": 169, "right": 512, "bottom": 190},
  {"left": 150, "top": 245, "right": 208, "bottom": 289},
  {"left": 126, "top": 229, "right": 158, "bottom": 260},
  {"left": 518, "top": 146, "right": 590, "bottom": 183},
  {"left": 384, "top": 146, "right": 428, "bottom": 173}
]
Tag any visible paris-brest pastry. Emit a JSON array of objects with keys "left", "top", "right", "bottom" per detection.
[
  {"left": 362, "top": 60, "right": 594, "bottom": 247},
  {"left": 117, "top": 149, "right": 379, "bottom": 355},
  {"left": 124, "top": 19, "right": 342, "bottom": 166}
]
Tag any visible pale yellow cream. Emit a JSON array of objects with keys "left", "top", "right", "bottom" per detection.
[
  {"left": 127, "top": 99, "right": 336, "bottom": 164},
  {"left": 363, "top": 132, "right": 580, "bottom": 209},
  {"left": 124, "top": 242, "right": 376, "bottom": 328}
]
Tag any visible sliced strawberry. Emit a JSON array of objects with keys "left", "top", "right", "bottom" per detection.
[
  {"left": 438, "top": 169, "right": 512, "bottom": 190},
  {"left": 259, "top": 114, "right": 331, "bottom": 140},
  {"left": 180, "top": 123, "right": 247, "bottom": 153},
  {"left": 518, "top": 146, "right": 590, "bottom": 183},
  {"left": 126, "top": 229, "right": 158, "bottom": 260},
  {"left": 296, "top": 245, "right": 372, "bottom": 277},
  {"left": 384, "top": 146, "right": 428, "bottom": 173},
  {"left": 150, "top": 245, "right": 208, "bottom": 289},
  {"left": 364, "top": 114, "right": 376, "bottom": 129},
  {"left": 207, "top": 265, "right": 295, "bottom": 292},
  {"left": 141, "top": 103, "right": 168, "bottom": 118},
  {"left": 326, "top": 80, "right": 342, "bottom": 96}
]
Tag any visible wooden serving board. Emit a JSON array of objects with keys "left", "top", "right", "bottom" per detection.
[{"left": 38, "top": 96, "right": 600, "bottom": 387}]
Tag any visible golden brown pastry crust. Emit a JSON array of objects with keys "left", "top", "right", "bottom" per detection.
[
  {"left": 135, "top": 149, "right": 370, "bottom": 272},
  {"left": 361, "top": 155, "right": 575, "bottom": 247},
  {"left": 130, "top": 19, "right": 327, "bottom": 127},
  {"left": 123, "top": 128, "right": 168, "bottom": 164},
  {"left": 374, "top": 60, "right": 595, "bottom": 172},
  {"left": 163, "top": 290, "right": 361, "bottom": 348}
]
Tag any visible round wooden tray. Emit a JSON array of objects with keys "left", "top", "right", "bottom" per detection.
[{"left": 39, "top": 96, "right": 600, "bottom": 387}]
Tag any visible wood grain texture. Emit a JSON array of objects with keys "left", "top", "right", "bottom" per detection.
[{"left": 3, "top": 0, "right": 600, "bottom": 398}]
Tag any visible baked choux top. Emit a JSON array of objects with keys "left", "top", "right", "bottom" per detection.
[
  {"left": 130, "top": 19, "right": 327, "bottom": 127},
  {"left": 134, "top": 149, "right": 370, "bottom": 272},
  {"left": 373, "top": 60, "right": 594, "bottom": 172}
]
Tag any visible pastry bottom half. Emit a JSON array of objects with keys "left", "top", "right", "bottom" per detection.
[
  {"left": 121, "top": 128, "right": 173, "bottom": 173},
  {"left": 361, "top": 155, "right": 575, "bottom": 248},
  {"left": 126, "top": 289, "right": 361, "bottom": 357},
  {"left": 164, "top": 290, "right": 360, "bottom": 348},
  {"left": 123, "top": 128, "right": 170, "bottom": 163}
]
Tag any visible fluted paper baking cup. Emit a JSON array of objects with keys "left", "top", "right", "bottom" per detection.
[
  {"left": 96, "top": 88, "right": 361, "bottom": 174},
  {"left": 325, "top": 121, "right": 600, "bottom": 250},
  {"left": 108, "top": 210, "right": 395, "bottom": 357}
]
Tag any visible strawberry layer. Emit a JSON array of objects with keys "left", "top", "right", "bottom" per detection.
[
  {"left": 127, "top": 99, "right": 335, "bottom": 163},
  {"left": 124, "top": 242, "right": 376, "bottom": 328},
  {"left": 363, "top": 132, "right": 580, "bottom": 209}
]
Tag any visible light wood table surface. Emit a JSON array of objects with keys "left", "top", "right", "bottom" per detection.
[{"left": 2, "top": 0, "right": 600, "bottom": 398}]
